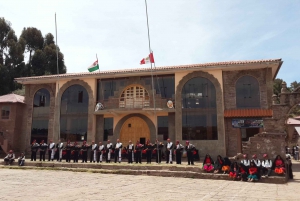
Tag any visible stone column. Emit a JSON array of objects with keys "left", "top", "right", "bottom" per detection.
[
  {"left": 168, "top": 112, "right": 175, "bottom": 141},
  {"left": 96, "top": 115, "right": 104, "bottom": 143}
]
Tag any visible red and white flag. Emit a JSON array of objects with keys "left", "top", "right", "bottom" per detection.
[{"left": 140, "top": 52, "right": 155, "bottom": 65}]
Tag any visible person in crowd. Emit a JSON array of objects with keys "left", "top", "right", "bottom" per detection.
[
  {"left": 135, "top": 140, "right": 143, "bottom": 164},
  {"left": 174, "top": 140, "right": 184, "bottom": 165},
  {"left": 154, "top": 139, "right": 164, "bottom": 164},
  {"left": 213, "top": 155, "right": 224, "bottom": 174},
  {"left": 18, "top": 152, "right": 25, "bottom": 166},
  {"left": 238, "top": 163, "right": 248, "bottom": 181},
  {"left": 56, "top": 140, "right": 64, "bottom": 162},
  {"left": 90, "top": 141, "right": 98, "bottom": 163},
  {"left": 273, "top": 155, "right": 285, "bottom": 175},
  {"left": 221, "top": 157, "right": 231, "bottom": 174},
  {"left": 114, "top": 139, "right": 123, "bottom": 163},
  {"left": 145, "top": 139, "right": 154, "bottom": 164},
  {"left": 127, "top": 140, "right": 134, "bottom": 164},
  {"left": 185, "top": 141, "right": 195, "bottom": 165},
  {"left": 247, "top": 161, "right": 259, "bottom": 182},
  {"left": 165, "top": 138, "right": 173, "bottom": 164},
  {"left": 4, "top": 150, "right": 15, "bottom": 165},
  {"left": 81, "top": 141, "right": 89, "bottom": 163},
  {"left": 261, "top": 154, "right": 272, "bottom": 178},
  {"left": 286, "top": 155, "right": 293, "bottom": 179},
  {"left": 251, "top": 154, "right": 261, "bottom": 179},
  {"left": 105, "top": 140, "right": 113, "bottom": 163},
  {"left": 65, "top": 140, "right": 72, "bottom": 163},
  {"left": 229, "top": 162, "right": 239, "bottom": 180},
  {"left": 240, "top": 154, "right": 250, "bottom": 171},
  {"left": 72, "top": 141, "right": 80, "bottom": 163},
  {"left": 294, "top": 144, "right": 299, "bottom": 161},
  {"left": 203, "top": 154, "right": 214, "bottom": 172},
  {"left": 48, "top": 140, "right": 56, "bottom": 161},
  {"left": 39, "top": 140, "right": 47, "bottom": 161},
  {"left": 98, "top": 141, "right": 105, "bottom": 163},
  {"left": 31, "top": 139, "right": 39, "bottom": 161}
]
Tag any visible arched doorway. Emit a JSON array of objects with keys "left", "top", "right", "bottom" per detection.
[{"left": 120, "top": 116, "right": 150, "bottom": 145}]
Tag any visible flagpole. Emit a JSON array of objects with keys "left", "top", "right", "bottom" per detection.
[
  {"left": 96, "top": 53, "right": 104, "bottom": 102},
  {"left": 144, "top": 0, "right": 158, "bottom": 161},
  {"left": 55, "top": 13, "right": 61, "bottom": 141}
]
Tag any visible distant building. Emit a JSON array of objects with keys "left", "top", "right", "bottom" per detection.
[{"left": 2, "top": 58, "right": 296, "bottom": 158}]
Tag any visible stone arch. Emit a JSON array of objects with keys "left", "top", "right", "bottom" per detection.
[
  {"left": 175, "top": 71, "right": 225, "bottom": 157},
  {"left": 113, "top": 113, "right": 156, "bottom": 143},
  {"left": 55, "top": 79, "right": 95, "bottom": 142}
]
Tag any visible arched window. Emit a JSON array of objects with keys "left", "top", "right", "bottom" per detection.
[
  {"left": 31, "top": 88, "right": 50, "bottom": 143},
  {"left": 119, "top": 85, "right": 150, "bottom": 108},
  {"left": 236, "top": 75, "right": 260, "bottom": 108},
  {"left": 182, "top": 77, "right": 217, "bottom": 140},
  {"left": 60, "top": 84, "right": 88, "bottom": 141}
]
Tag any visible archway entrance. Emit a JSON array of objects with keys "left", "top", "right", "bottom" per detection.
[{"left": 120, "top": 116, "right": 150, "bottom": 146}]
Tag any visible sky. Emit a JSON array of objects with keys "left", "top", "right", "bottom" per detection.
[{"left": 1, "top": 0, "right": 299, "bottom": 85}]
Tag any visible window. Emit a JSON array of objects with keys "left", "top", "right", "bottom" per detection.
[
  {"left": 1, "top": 106, "right": 10, "bottom": 119},
  {"left": 104, "top": 118, "right": 113, "bottom": 141},
  {"left": 97, "top": 78, "right": 129, "bottom": 101},
  {"left": 119, "top": 85, "right": 150, "bottom": 108},
  {"left": 60, "top": 85, "right": 89, "bottom": 141},
  {"left": 236, "top": 75, "right": 260, "bottom": 108},
  {"left": 182, "top": 77, "right": 217, "bottom": 140},
  {"left": 157, "top": 116, "right": 168, "bottom": 140},
  {"left": 31, "top": 89, "right": 50, "bottom": 142}
]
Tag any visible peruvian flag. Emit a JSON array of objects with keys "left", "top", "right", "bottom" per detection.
[{"left": 140, "top": 52, "right": 155, "bottom": 65}]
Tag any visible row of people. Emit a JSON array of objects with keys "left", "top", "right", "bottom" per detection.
[
  {"left": 202, "top": 153, "right": 291, "bottom": 181},
  {"left": 30, "top": 138, "right": 197, "bottom": 165},
  {"left": 4, "top": 150, "right": 25, "bottom": 166}
]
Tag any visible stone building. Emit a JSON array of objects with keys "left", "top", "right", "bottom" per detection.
[{"left": 2, "top": 58, "right": 298, "bottom": 159}]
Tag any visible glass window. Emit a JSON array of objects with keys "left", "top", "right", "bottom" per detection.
[
  {"left": 236, "top": 75, "right": 260, "bottom": 108},
  {"left": 60, "top": 85, "right": 88, "bottom": 141},
  {"left": 31, "top": 89, "right": 50, "bottom": 142},
  {"left": 1, "top": 106, "right": 10, "bottom": 119},
  {"left": 182, "top": 77, "right": 218, "bottom": 140},
  {"left": 97, "top": 78, "right": 129, "bottom": 101},
  {"left": 104, "top": 118, "right": 113, "bottom": 141},
  {"left": 157, "top": 116, "right": 168, "bottom": 140}
]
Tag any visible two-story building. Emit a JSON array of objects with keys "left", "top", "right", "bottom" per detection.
[{"left": 7, "top": 58, "right": 283, "bottom": 158}]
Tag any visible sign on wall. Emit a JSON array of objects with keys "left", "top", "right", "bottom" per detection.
[{"left": 232, "top": 119, "right": 264, "bottom": 128}]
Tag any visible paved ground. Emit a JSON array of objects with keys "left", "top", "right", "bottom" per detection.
[{"left": 0, "top": 161, "right": 299, "bottom": 201}]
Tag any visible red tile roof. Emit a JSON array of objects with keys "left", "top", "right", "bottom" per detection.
[
  {"left": 224, "top": 109, "right": 273, "bottom": 118},
  {"left": 0, "top": 94, "right": 25, "bottom": 104},
  {"left": 15, "top": 58, "right": 282, "bottom": 82}
]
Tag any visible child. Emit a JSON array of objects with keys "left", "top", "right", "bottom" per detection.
[
  {"left": 229, "top": 162, "right": 239, "bottom": 180},
  {"left": 247, "top": 161, "right": 258, "bottom": 182}
]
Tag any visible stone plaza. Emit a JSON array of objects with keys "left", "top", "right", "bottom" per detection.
[{"left": 0, "top": 161, "right": 299, "bottom": 201}]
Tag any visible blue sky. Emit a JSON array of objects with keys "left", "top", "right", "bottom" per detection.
[{"left": 1, "top": 0, "right": 299, "bottom": 85}]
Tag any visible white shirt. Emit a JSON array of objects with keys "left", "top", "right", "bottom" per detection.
[
  {"left": 128, "top": 144, "right": 134, "bottom": 150},
  {"left": 252, "top": 159, "right": 261, "bottom": 167},
  {"left": 262, "top": 159, "right": 272, "bottom": 168},
  {"left": 241, "top": 159, "right": 250, "bottom": 166},
  {"left": 116, "top": 142, "right": 122, "bottom": 149},
  {"left": 167, "top": 142, "right": 173, "bottom": 149},
  {"left": 99, "top": 145, "right": 104, "bottom": 151}
]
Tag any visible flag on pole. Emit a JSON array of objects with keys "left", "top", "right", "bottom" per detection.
[
  {"left": 140, "top": 52, "right": 155, "bottom": 65},
  {"left": 88, "top": 60, "right": 99, "bottom": 72}
]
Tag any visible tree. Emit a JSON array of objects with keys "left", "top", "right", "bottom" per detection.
[
  {"left": 20, "top": 27, "right": 44, "bottom": 76},
  {"left": 0, "top": 17, "right": 12, "bottom": 65},
  {"left": 273, "top": 78, "right": 284, "bottom": 95},
  {"left": 290, "top": 81, "right": 300, "bottom": 92}
]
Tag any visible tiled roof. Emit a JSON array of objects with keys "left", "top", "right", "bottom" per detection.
[
  {"left": 224, "top": 109, "right": 273, "bottom": 118},
  {"left": 0, "top": 94, "right": 25, "bottom": 104},
  {"left": 287, "top": 118, "right": 300, "bottom": 125},
  {"left": 15, "top": 58, "right": 282, "bottom": 82}
]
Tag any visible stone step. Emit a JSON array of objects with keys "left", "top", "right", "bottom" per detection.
[{"left": 0, "top": 161, "right": 287, "bottom": 184}]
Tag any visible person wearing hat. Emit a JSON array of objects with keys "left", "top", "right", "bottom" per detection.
[
  {"left": 154, "top": 139, "right": 164, "bottom": 164},
  {"left": 126, "top": 140, "right": 134, "bottom": 164},
  {"left": 98, "top": 141, "right": 105, "bottom": 163},
  {"left": 48, "top": 140, "right": 56, "bottom": 161},
  {"left": 174, "top": 140, "right": 184, "bottom": 164},
  {"left": 240, "top": 154, "right": 250, "bottom": 171},
  {"left": 31, "top": 139, "right": 39, "bottom": 161},
  {"left": 185, "top": 141, "right": 195, "bottom": 165},
  {"left": 261, "top": 154, "right": 272, "bottom": 178},
  {"left": 165, "top": 138, "right": 173, "bottom": 164},
  {"left": 18, "top": 152, "right": 25, "bottom": 166},
  {"left": 81, "top": 141, "right": 89, "bottom": 163},
  {"left": 65, "top": 140, "right": 72, "bottom": 163},
  {"left": 90, "top": 141, "right": 98, "bottom": 163},
  {"left": 251, "top": 154, "right": 261, "bottom": 178},
  {"left": 4, "top": 150, "right": 15, "bottom": 165},
  {"left": 39, "top": 140, "right": 47, "bottom": 161},
  {"left": 134, "top": 140, "right": 143, "bottom": 164},
  {"left": 145, "top": 139, "right": 154, "bottom": 164},
  {"left": 72, "top": 141, "right": 80, "bottom": 163},
  {"left": 105, "top": 140, "right": 113, "bottom": 163},
  {"left": 114, "top": 139, "right": 123, "bottom": 163}
]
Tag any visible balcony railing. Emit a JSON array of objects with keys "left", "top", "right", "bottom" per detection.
[{"left": 99, "top": 98, "right": 175, "bottom": 110}]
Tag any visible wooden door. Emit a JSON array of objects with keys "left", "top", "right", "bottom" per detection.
[{"left": 120, "top": 117, "right": 150, "bottom": 146}]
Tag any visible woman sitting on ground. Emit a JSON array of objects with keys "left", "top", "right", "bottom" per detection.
[
  {"left": 238, "top": 163, "right": 248, "bottom": 181},
  {"left": 203, "top": 154, "right": 214, "bottom": 172},
  {"left": 213, "top": 155, "right": 224, "bottom": 174},
  {"left": 273, "top": 155, "right": 285, "bottom": 175},
  {"left": 229, "top": 162, "right": 239, "bottom": 180},
  {"left": 247, "top": 161, "right": 259, "bottom": 182},
  {"left": 221, "top": 157, "right": 231, "bottom": 174}
]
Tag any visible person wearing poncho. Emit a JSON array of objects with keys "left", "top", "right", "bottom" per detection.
[
  {"left": 222, "top": 157, "right": 231, "bottom": 174},
  {"left": 214, "top": 155, "right": 224, "bottom": 173},
  {"left": 229, "top": 162, "right": 239, "bottom": 180},
  {"left": 203, "top": 154, "right": 214, "bottom": 172},
  {"left": 272, "top": 155, "right": 285, "bottom": 175},
  {"left": 247, "top": 161, "right": 259, "bottom": 182}
]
